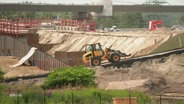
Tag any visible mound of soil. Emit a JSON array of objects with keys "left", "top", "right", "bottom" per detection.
[{"left": 95, "top": 53, "right": 184, "bottom": 94}]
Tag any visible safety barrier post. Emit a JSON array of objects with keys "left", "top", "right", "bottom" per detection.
[
  {"left": 12, "top": 22, "right": 14, "bottom": 35},
  {"left": 0, "top": 20, "right": 1, "bottom": 34},
  {"left": 16, "top": 22, "right": 19, "bottom": 37},
  {"left": 2, "top": 20, "right": 4, "bottom": 33},
  {"left": 9, "top": 20, "right": 12, "bottom": 35},
  {"left": 66, "top": 19, "right": 68, "bottom": 30},
  {"left": 7, "top": 21, "right": 10, "bottom": 36},
  {"left": 11, "top": 22, "right": 13, "bottom": 35},
  {"left": 61, "top": 18, "right": 63, "bottom": 26}
]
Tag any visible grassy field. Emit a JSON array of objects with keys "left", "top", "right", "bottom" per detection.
[
  {"left": 151, "top": 32, "right": 184, "bottom": 53},
  {"left": 0, "top": 85, "right": 152, "bottom": 104},
  {"left": 0, "top": 85, "right": 183, "bottom": 104}
]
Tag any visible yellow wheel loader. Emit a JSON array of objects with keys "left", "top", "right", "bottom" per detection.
[{"left": 82, "top": 43, "right": 131, "bottom": 66}]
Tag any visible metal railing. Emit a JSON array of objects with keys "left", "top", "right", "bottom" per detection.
[
  {"left": 0, "top": 19, "right": 38, "bottom": 37},
  {"left": 0, "top": 18, "right": 96, "bottom": 37},
  {"left": 0, "top": 36, "right": 69, "bottom": 71}
]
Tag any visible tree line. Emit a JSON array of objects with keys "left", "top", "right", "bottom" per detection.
[{"left": 0, "top": 11, "right": 184, "bottom": 28}]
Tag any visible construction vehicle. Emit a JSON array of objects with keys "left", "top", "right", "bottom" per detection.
[
  {"left": 148, "top": 20, "right": 162, "bottom": 31},
  {"left": 82, "top": 42, "right": 131, "bottom": 66},
  {"left": 109, "top": 26, "right": 120, "bottom": 32}
]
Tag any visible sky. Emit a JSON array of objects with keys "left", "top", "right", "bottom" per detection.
[{"left": 0, "top": 0, "right": 184, "bottom": 5}]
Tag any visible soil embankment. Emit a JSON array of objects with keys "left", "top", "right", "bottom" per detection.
[
  {"left": 27, "top": 29, "right": 177, "bottom": 66},
  {"left": 36, "top": 29, "right": 173, "bottom": 56},
  {"left": 95, "top": 53, "right": 184, "bottom": 94},
  {"left": 0, "top": 56, "right": 49, "bottom": 79},
  {"left": 3, "top": 28, "right": 183, "bottom": 93}
]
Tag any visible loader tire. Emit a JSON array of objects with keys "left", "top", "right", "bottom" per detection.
[
  {"left": 111, "top": 53, "right": 120, "bottom": 63},
  {"left": 91, "top": 57, "right": 101, "bottom": 66}
]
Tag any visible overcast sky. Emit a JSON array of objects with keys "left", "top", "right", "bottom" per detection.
[{"left": 0, "top": 0, "right": 184, "bottom": 5}]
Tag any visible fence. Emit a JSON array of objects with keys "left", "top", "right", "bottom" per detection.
[
  {"left": 2, "top": 90, "right": 151, "bottom": 104},
  {"left": 55, "top": 19, "right": 96, "bottom": 32},
  {"left": 1, "top": 89, "right": 184, "bottom": 104},
  {"left": 0, "top": 36, "right": 69, "bottom": 71},
  {"left": 0, "top": 18, "right": 96, "bottom": 37},
  {"left": 154, "top": 94, "right": 184, "bottom": 104},
  {"left": 0, "top": 18, "right": 38, "bottom": 37}
]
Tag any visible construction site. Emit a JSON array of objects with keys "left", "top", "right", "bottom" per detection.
[{"left": 0, "top": 0, "right": 184, "bottom": 104}]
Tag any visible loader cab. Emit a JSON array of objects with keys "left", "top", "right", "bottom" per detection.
[
  {"left": 85, "top": 43, "right": 102, "bottom": 52},
  {"left": 85, "top": 44, "right": 93, "bottom": 53},
  {"left": 85, "top": 43, "right": 104, "bottom": 57}
]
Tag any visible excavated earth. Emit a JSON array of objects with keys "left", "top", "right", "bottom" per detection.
[
  {"left": 95, "top": 53, "right": 184, "bottom": 94},
  {"left": 33, "top": 28, "right": 184, "bottom": 94},
  {"left": 0, "top": 56, "right": 49, "bottom": 78},
  {"left": 0, "top": 56, "right": 49, "bottom": 87},
  {"left": 27, "top": 28, "right": 179, "bottom": 66},
  {"left": 1, "top": 28, "right": 184, "bottom": 95},
  {"left": 36, "top": 29, "right": 175, "bottom": 57}
]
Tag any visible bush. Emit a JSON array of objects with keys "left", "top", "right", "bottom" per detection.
[{"left": 42, "top": 66, "right": 95, "bottom": 88}]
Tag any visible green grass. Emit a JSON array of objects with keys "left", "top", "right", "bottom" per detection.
[
  {"left": 47, "top": 88, "right": 152, "bottom": 104},
  {"left": 151, "top": 32, "right": 184, "bottom": 54},
  {"left": 0, "top": 86, "right": 152, "bottom": 104},
  {"left": 0, "top": 84, "right": 183, "bottom": 104}
]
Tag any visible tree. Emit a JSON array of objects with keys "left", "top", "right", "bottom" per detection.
[
  {"left": 94, "top": 12, "right": 144, "bottom": 29},
  {"left": 0, "top": 11, "right": 74, "bottom": 20},
  {"left": 178, "top": 15, "right": 184, "bottom": 25},
  {"left": 119, "top": 13, "right": 144, "bottom": 28}
]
